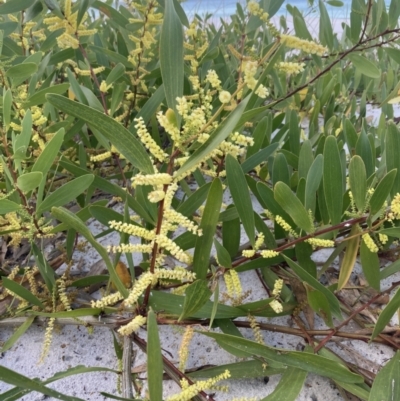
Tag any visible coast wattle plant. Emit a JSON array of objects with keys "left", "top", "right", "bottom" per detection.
[{"left": 2, "top": 0, "right": 400, "bottom": 399}]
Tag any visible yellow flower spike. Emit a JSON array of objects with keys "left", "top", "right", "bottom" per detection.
[
  {"left": 178, "top": 326, "right": 194, "bottom": 371},
  {"left": 118, "top": 315, "right": 147, "bottom": 336},
  {"left": 362, "top": 233, "right": 379, "bottom": 253}
]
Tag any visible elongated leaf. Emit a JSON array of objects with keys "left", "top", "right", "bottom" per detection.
[
  {"left": 305, "top": 154, "right": 323, "bottom": 216},
  {"left": 3, "top": 88, "right": 12, "bottom": 130},
  {"left": 319, "top": 0, "right": 333, "bottom": 49},
  {"left": 0, "top": 366, "right": 85, "bottom": 401},
  {"left": 241, "top": 143, "right": 279, "bottom": 173},
  {"left": 2, "top": 277, "right": 44, "bottom": 308},
  {"left": 349, "top": 156, "right": 367, "bottom": 212},
  {"left": 160, "top": 0, "right": 183, "bottom": 120},
  {"left": 147, "top": 309, "right": 163, "bottom": 401},
  {"left": 337, "top": 224, "right": 360, "bottom": 291},
  {"left": 222, "top": 205, "right": 241, "bottom": 258},
  {"left": 51, "top": 207, "right": 128, "bottom": 297},
  {"left": 0, "top": 199, "right": 21, "bottom": 214},
  {"left": 262, "top": 367, "right": 307, "bottom": 401},
  {"left": 46, "top": 94, "right": 153, "bottom": 174},
  {"left": 283, "top": 255, "right": 342, "bottom": 318},
  {"left": 93, "top": 1, "right": 130, "bottom": 26},
  {"left": 274, "top": 181, "right": 314, "bottom": 233},
  {"left": 0, "top": 0, "right": 35, "bottom": 14},
  {"left": 369, "top": 169, "right": 397, "bottom": 217},
  {"left": 360, "top": 239, "right": 380, "bottom": 291},
  {"left": 176, "top": 182, "right": 211, "bottom": 217},
  {"left": 0, "top": 316, "right": 35, "bottom": 353},
  {"left": 0, "top": 365, "right": 117, "bottom": 401},
  {"left": 105, "top": 63, "right": 125, "bottom": 86},
  {"left": 32, "top": 242, "right": 55, "bottom": 292},
  {"left": 149, "top": 290, "right": 243, "bottom": 319},
  {"left": 176, "top": 96, "right": 249, "bottom": 178},
  {"left": 347, "top": 54, "right": 380, "bottom": 79},
  {"left": 23, "top": 83, "right": 70, "bottom": 108},
  {"left": 179, "top": 279, "right": 212, "bottom": 321},
  {"left": 6, "top": 62, "right": 37, "bottom": 83},
  {"left": 323, "top": 136, "right": 343, "bottom": 224},
  {"left": 200, "top": 332, "right": 362, "bottom": 384},
  {"left": 226, "top": 154, "right": 255, "bottom": 246},
  {"left": 369, "top": 351, "right": 400, "bottom": 401},
  {"left": 36, "top": 175, "right": 94, "bottom": 214},
  {"left": 189, "top": 359, "right": 285, "bottom": 379},
  {"left": 17, "top": 172, "right": 42, "bottom": 193},
  {"left": 386, "top": 123, "right": 400, "bottom": 197},
  {"left": 371, "top": 287, "right": 400, "bottom": 340},
  {"left": 192, "top": 179, "right": 223, "bottom": 279},
  {"left": 214, "top": 240, "right": 232, "bottom": 269}
]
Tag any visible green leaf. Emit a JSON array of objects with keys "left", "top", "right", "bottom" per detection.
[
  {"left": 319, "top": 0, "right": 334, "bottom": 49},
  {"left": 3, "top": 88, "right": 12, "bottom": 130},
  {"left": 176, "top": 96, "right": 249, "bottom": 178},
  {"left": 222, "top": 205, "right": 241, "bottom": 258},
  {"left": 188, "top": 359, "right": 285, "bottom": 380},
  {"left": 23, "top": 83, "right": 70, "bottom": 108},
  {"left": 36, "top": 175, "right": 94, "bottom": 215},
  {"left": 17, "top": 172, "right": 42, "bottom": 193},
  {"left": 149, "top": 290, "right": 243, "bottom": 319},
  {"left": 371, "top": 287, "right": 400, "bottom": 341},
  {"left": 298, "top": 140, "right": 314, "bottom": 180},
  {"left": 160, "top": 0, "right": 183, "bottom": 121},
  {"left": 380, "top": 227, "right": 400, "bottom": 238},
  {"left": 200, "top": 332, "right": 363, "bottom": 384},
  {"left": 283, "top": 255, "right": 342, "bottom": 318},
  {"left": 323, "top": 136, "right": 343, "bottom": 224},
  {"left": 93, "top": 1, "right": 130, "bottom": 26},
  {"left": 385, "top": 47, "right": 400, "bottom": 65},
  {"left": 360, "top": 239, "right": 380, "bottom": 291},
  {"left": 369, "top": 169, "right": 397, "bottom": 217},
  {"left": 46, "top": 94, "right": 153, "bottom": 174},
  {"left": 0, "top": 316, "right": 35, "bottom": 353},
  {"left": 226, "top": 154, "right": 255, "bottom": 246},
  {"left": 305, "top": 284, "right": 333, "bottom": 327},
  {"left": 347, "top": 54, "right": 381, "bottom": 79},
  {"left": 105, "top": 63, "right": 125, "bottom": 86},
  {"left": 214, "top": 240, "right": 232, "bottom": 268},
  {"left": 388, "top": 0, "right": 400, "bottom": 29},
  {"left": 349, "top": 156, "right": 367, "bottom": 212},
  {"left": 147, "top": 309, "right": 163, "bottom": 401},
  {"left": 337, "top": 224, "right": 360, "bottom": 291},
  {"left": 179, "top": 279, "right": 212, "bottom": 321},
  {"left": 241, "top": 143, "right": 279, "bottom": 174},
  {"left": 0, "top": 366, "right": 85, "bottom": 401},
  {"left": 193, "top": 179, "right": 223, "bottom": 279},
  {"left": 176, "top": 182, "right": 211, "bottom": 217},
  {"left": 71, "top": 275, "right": 109, "bottom": 288},
  {"left": 369, "top": 351, "right": 400, "bottom": 401},
  {"left": 51, "top": 207, "right": 128, "bottom": 297},
  {"left": 0, "top": 199, "right": 21, "bottom": 214},
  {"left": 386, "top": 123, "right": 400, "bottom": 197},
  {"left": 274, "top": 181, "right": 314, "bottom": 233},
  {"left": 2, "top": 277, "right": 44, "bottom": 308},
  {"left": 261, "top": 367, "right": 307, "bottom": 401},
  {"left": 305, "top": 154, "right": 323, "bottom": 216},
  {"left": 31, "top": 242, "right": 55, "bottom": 292},
  {"left": 6, "top": 62, "right": 38, "bottom": 85},
  {"left": 0, "top": 0, "right": 36, "bottom": 14}
]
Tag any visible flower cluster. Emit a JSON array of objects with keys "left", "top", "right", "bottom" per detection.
[
  {"left": 248, "top": 314, "right": 264, "bottom": 344},
  {"left": 275, "top": 215, "right": 298, "bottom": 237},
  {"left": 224, "top": 269, "right": 242, "bottom": 299},
  {"left": 242, "top": 233, "right": 265, "bottom": 258},
  {"left": 134, "top": 117, "right": 168, "bottom": 162},
  {"left": 43, "top": 0, "right": 96, "bottom": 49},
  {"left": 306, "top": 238, "right": 335, "bottom": 249},
  {"left": 280, "top": 34, "right": 327, "bottom": 56},
  {"left": 277, "top": 61, "right": 305, "bottom": 75},
  {"left": 179, "top": 326, "right": 194, "bottom": 371},
  {"left": 362, "top": 233, "right": 379, "bottom": 253},
  {"left": 243, "top": 61, "right": 269, "bottom": 99},
  {"left": 166, "top": 370, "right": 231, "bottom": 401},
  {"left": 118, "top": 315, "right": 147, "bottom": 336}
]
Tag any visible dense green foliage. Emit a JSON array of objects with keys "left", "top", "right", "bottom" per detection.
[{"left": 2, "top": 0, "right": 400, "bottom": 399}]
